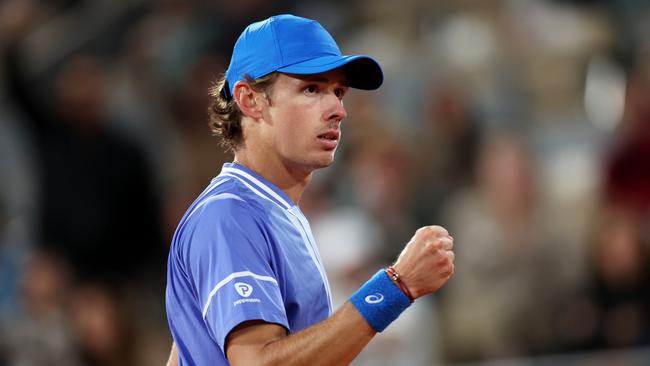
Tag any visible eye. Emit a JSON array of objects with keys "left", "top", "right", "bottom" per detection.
[
  {"left": 334, "top": 88, "right": 347, "bottom": 99},
  {"left": 304, "top": 84, "right": 319, "bottom": 95}
]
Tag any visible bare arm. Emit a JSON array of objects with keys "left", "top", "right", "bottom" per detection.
[
  {"left": 166, "top": 303, "right": 374, "bottom": 366},
  {"left": 226, "top": 302, "right": 375, "bottom": 366},
  {"left": 224, "top": 225, "right": 454, "bottom": 366}
]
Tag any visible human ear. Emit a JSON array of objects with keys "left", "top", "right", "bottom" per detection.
[{"left": 233, "top": 82, "right": 263, "bottom": 119}]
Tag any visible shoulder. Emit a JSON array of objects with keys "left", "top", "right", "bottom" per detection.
[
  {"left": 172, "top": 179, "right": 273, "bottom": 261},
  {"left": 189, "top": 178, "right": 267, "bottom": 227}
]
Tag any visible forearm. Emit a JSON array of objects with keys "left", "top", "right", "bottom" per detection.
[{"left": 229, "top": 302, "right": 375, "bottom": 366}]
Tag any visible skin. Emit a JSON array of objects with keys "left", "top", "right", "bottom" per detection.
[{"left": 167, "top": 68, "right": 455, "bottom": 366}]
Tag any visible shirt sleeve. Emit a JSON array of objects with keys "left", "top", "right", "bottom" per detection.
[{"left": 184, "top": 195, "right": 288, "bottom": 353}]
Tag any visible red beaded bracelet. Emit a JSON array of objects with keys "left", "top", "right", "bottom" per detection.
[{"left": 385, "top": 266, "right": 415, "bottom": 303}]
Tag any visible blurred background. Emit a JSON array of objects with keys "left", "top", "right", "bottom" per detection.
[{"left": 1, "top": 0, "right": 649, "bottom": 365}]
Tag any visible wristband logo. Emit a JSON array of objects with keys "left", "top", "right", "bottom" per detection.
[
  {"left": 234, "top": 282, "right": 253, "bottom": 298},
  {"left": 365, "top": 293, "right": 384, "bottom": 304}
]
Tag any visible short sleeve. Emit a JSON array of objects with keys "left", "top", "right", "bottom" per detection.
[{"left": 184, "top": 195, "right": 288, "bottom": 352}]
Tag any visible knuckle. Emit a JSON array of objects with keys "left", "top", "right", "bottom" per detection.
[
  {"left": 438, "top": 238, "right": 449, "bottom": 250},
  {"left": 419, "top": 226, "right": 443, "bottom": 238},
  {"left": 430, "top": 225, "right": 449, "bottom": 236},
  {"left": 436, "top": 254, "right": 449, "bottom": 266},
  {"left": 442, "top": 262, "right": 454, "bottom": 276},
  {"left": 427, "top": 241, "right": 442, "bottom": 254}
]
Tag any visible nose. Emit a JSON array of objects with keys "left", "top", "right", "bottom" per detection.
[{"left": 325, "top": 93, "right": 347, "bottom": 123}]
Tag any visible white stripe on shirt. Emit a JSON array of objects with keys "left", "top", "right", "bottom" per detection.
[
  {"left": 220, "top": 173, "right": 287, "bottom": 211},
  {"left": 221, "top": 167, "right": 292, "bottom": 209},
  {"left": 202, "top": 271, "right": 279, "bottom": 319}
]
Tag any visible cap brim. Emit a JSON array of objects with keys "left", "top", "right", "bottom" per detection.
[{"left": 278, "top": 55, "right": 383, "bottom": 90}]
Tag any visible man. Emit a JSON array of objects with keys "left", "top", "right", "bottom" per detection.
[{"left": 166, "top": 14, "right": 455, "bottom": 365}]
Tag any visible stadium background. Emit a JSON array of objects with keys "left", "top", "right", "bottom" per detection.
[{"left": 1, "top": 0, "right": 649, "bottom": 365}]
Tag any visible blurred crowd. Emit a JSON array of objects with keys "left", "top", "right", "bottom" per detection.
[{"left": 1, "top": 0, "right": 650, "bottom": 365}]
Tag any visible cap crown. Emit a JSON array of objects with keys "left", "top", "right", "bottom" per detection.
[
  {"left": 225, "top": 15, "right": 342, "bottom": 95},
  {"left": 222, "top": 14, "right": 383, "bottom": 99}
]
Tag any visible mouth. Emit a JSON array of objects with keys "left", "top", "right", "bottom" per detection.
[
  {"left": 317, "top": 130, "right": 340, "bottom": 151},
  {"left": 317, "top": 130, "right": 340, "bottom": 142}
]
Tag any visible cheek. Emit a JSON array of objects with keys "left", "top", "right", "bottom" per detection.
[{"left": 274, "top": 105, "right": 313, "bottom": 147}]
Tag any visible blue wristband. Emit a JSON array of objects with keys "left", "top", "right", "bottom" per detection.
[{"left": 349, "top": 269, "right": 411, "bottom": 332}]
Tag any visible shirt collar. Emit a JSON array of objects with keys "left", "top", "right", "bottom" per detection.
[{"left": 219, "top": 162, "right": 295, "bottom": 209}]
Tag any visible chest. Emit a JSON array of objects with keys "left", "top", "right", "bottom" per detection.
[{"left": 264, "top": 207, "right": 332, "bottom": 331}]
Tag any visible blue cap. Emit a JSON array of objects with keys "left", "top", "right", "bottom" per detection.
[{"left": 222, "top": 14, "right": 383, "bottom": 99}]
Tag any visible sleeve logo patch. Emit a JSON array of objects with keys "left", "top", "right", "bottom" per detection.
[
  {"left": 234, "top": 282, "right": 253, "bottom": 297},
  {"left": 235, "top": 282, "right": 253, "bottom": 297},
  {"left": 232, "top": 282, "right": 260, "bottom": 306}
]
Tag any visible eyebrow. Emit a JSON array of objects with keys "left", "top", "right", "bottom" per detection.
[{"left": 300, "top": 75, "right": 349, "bottom": 87}]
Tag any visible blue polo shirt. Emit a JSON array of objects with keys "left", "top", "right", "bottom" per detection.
[{"left": 166, "top": 162, "right": 332, "bottom": 366}]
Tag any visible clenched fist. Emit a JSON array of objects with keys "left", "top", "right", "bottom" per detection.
[{"left": 392, "top": 226, "right": 455, "bottom": 299}]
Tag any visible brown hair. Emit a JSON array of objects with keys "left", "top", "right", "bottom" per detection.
[{"left": 208, "top": 73, "right": 279, "bottom": 152}]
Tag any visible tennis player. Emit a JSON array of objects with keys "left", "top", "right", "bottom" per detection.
[{"left": 165, "top": 14, "right": 455, "bottom": 366}]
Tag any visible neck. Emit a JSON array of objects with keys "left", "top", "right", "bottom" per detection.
[{"left": 233, "top": 152, "right": 312, "bottom": 205}]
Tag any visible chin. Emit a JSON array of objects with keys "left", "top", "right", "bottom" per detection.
[
  {"left": 304, "top": 160, "right": 331, "bottom": 171},
  {"left": 307, "top": 155, "right": 335, "bottom": 170},
  {"left": 291, "top": 150, "right": 336, "bottom": 172},
  {"left": 315, "top": 161, "right": 334, "bottom": 169}
]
